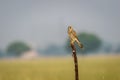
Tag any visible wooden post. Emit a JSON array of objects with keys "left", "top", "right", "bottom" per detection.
[{"left": 71, "top": 44, "right": 79, "bottom": 80}]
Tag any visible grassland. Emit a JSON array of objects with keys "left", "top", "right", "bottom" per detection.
[{"left": 0, "top": 55, "right": 120, "bottom": 80}]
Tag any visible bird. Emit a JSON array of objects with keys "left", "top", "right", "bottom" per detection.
[{"left": 68, "top": 26, "right": 83, "bottom": 48}]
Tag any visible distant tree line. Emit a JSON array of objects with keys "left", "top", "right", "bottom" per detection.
[{"left": 0, "top": 32, "right": 120, "bottom": 58}]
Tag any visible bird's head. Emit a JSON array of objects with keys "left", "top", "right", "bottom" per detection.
[{"left": 68, "top": 26, "right": 73, "bottom": 31}]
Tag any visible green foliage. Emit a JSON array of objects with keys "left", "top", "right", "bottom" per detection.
[
  {"left": 6, "top": 41, "right": 31, "bottom": 56},
  {"left": 66, "top": 32, "right": 102, "bottom": 54}
]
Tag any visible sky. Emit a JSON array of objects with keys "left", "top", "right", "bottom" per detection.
[{"left": 0, "top": 0, "right": 120, "bottom": 49}]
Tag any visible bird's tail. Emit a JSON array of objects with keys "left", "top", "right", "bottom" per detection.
[{"left": 75, "top": 39, "right": 84, "bottom": 48}]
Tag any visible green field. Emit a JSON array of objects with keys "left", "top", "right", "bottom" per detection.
[{"left": 0, "top": 55, "right": 120, "bottom": 80}]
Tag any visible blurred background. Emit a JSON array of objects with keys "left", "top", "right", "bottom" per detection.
[
  {"left": 0, "top": 0, "right": 120, "bottom": 80},
  {"left": 0, "top": 0, "right": 120, "bottom": 57}
]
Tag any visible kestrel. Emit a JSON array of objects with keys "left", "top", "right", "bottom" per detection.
[{"left": 68, "top": 26, "right": 83, "bottom": 48}]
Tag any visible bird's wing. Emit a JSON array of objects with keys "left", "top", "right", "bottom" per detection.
[{"left": 72, "top": 29, "right": 79, "bottom": 39}]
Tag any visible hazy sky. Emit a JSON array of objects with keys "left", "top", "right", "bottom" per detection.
[{"left": 0, "top": 0, "right": 120, "bottom": 49}]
